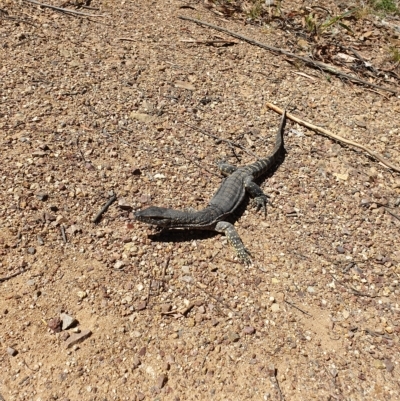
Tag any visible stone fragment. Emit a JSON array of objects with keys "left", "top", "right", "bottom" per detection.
[
  {"left": 336, "top": 246, "right": 345, "bottom": 254},
  {"left": 136, "top": 301, "right": 147, "bottom": 311},
  {"left": 165, "top": 354, "right": 175, "bottom": 364},
  {"left": 271, "top": 303, "right": 280, "bottom": 312},
  {"left": 36, "top": 192, "right": 48, "bottom": 201},
  {"left": 32, "top": 150, "right": 47, "bottom": 157},
  {"left": 156, "top": 374, "right": 167, "bottom": 389},
  {"left": 180, "top": 275, "right": 194, "bottom": 283},
  {"left": 243, "top": 326, "right": 256, "bottom": 335},
  {"left": 27, "top": 247, "right": 36, "bottom": 255},
  {"left": 7, "top": 347, "right": 18, "bottom": 356},
  {"left": 60, "top": 313, "right": 77, "bottom": 330},
  {"left": 228, "top": 331, "right": 240, "bottom": 342},
  {"left": 48, "top": 317, "right": 62, "bottom": 333},
  {"left": 65, "top": 330, "right": 92, "bottom": 348},
  {"left": 307, "top": 286, "right": 315, "bottom": 293},
  {"left": 114, "top": 260, "right": 126, "bottom": 270},
  {"left": 118, "top": 198, "right": 132, "bottom": 211},
  {"left": 384, "top": 359, "right": 395, "bottom": 372},
  {"left": 161, "top": 304, "right": 171, "bottom": 313},
  {"left": 132, "top": 356, "right": 141, "bottom": 369},
  {"left": 77, "top": 291, "right": 87, "bottom": 300}
]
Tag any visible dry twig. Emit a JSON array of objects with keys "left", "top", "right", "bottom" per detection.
[
  {"left": 285, "top": 300, "right": 312, "bottom": 316},
  {"left": 183, "top": 122, "right": 260, "bottom": 160},
  {"left": 266, "top": 103, "right": 400, "bottom": 173},
  {"left": 180, "top": 38, "right": 237, "bottom": 45},
  {"left": 60, "top": 225, "right": 67, "bottom": 243},
  {"left": 23, "top": 0, "right": 105, "bottom": 17},
  {"left": 93, "top": 193, "right": 117, "bottom": 224},
  {"left": 0, "top": 269, "right": 28, "bottom": 283},
  {"left": 179, "top": 16, "right": 398, "bottom": 95}
]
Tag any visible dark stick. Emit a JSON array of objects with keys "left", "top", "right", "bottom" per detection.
[
  {"left": 60, "top": 225, "right": 67, "bottom": 243},
  {"left": 179, "top": 16, "right": 398, "bottom": 95},
  {"left": 180, "top": 152, "right": 220, "bottom": 177},
  {"left": 183, "top": 122, "right": 260, "bottom": 159},
  {"left": 0, "top": 269, "right": 27, "bottom": 283},
  {"left": 285, "top": 300, "right": 312, "bottom": 316},
  {"left": 93, "top": 194, "right": 117, "bottom": 224},
  {"left": 146, "top": 278, "right": 152, "bottom": 307},
  {"left": 384, "top": 207, "right": 400, "bottom": 222},
  {"left": 23, "top": 0, "right": 105, "bottom": 17}
]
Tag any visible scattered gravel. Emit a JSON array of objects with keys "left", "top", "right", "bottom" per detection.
[{"left": 0, "top": 0, "right": 399, "bottom": 400}]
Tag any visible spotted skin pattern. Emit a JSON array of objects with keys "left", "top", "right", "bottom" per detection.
[{"left": 135, "top": 111, "right": 287, "bottom": 264}]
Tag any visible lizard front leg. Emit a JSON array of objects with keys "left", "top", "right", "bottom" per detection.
[{"left": 215, "top": 221, "right": 252, "bottom": 265}]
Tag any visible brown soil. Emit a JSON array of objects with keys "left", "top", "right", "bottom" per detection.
[{"left": 1, "top": 1, "right": 400, "bottom": 400}]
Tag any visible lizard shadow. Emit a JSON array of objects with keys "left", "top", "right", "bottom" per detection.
[{"left": 147, "top": 150, "right": 287, "bottom": 244}]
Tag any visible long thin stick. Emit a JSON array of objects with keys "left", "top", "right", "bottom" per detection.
[
  {"left": 93, "top": 194, "right": 117, "bottom": 224},
  {"left": 179, "top": 16, "right": 398, "bottom": 95},
  {"left": 23, "top": 0, "right": 105, "bottom": 17},
  {"left": 266, "top": 103, "right": 400, "bottom": 173},
  {"left": 183, "top": 122, "right": 260, "bottom": 159},
  {"left": 0, "top": 269, "right": 27, "bottom": 283}
]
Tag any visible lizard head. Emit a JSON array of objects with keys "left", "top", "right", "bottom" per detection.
[{"left": 134, "top": 206, "right": 181, "bottom": 228}]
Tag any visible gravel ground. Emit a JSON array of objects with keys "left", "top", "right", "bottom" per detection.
[{"left": 1, "top": 0, "right": 400, "bottom": 400}]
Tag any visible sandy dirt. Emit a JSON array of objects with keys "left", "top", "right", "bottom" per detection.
[{"left": 1, "top": 0, "right": 400, "bottom": 400}]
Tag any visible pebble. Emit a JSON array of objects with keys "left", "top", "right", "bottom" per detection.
[
  {"left": 7, "top": 347, "right": 18, "bottom": 356},
  {"left": 156, "top": 374, "right": 168, "bottom": 389},
  {"left": 243, "top": 326, "right": 256, "bottom": 335},
  {"left": 342, "top": 310, "right": 350, "bottom": 319},
  {"left": 27, "top": 247, "right": 36, "bottom": 255},
  {"left": 65, "top": 330, "right": 92, "bottom": 348},
  {"left": 114, "top": 260, "right": 126, "bottom": 270},
  {"left": 271, "top": 303, "right": 280, "bottom": 312},
  {"left": 60, "top": 313, "right": 77, "bottom": 330},
  {"left": 36, "top": 192, "right": 48, "bottom": 201},
  {"left": 336, "top": 246, "right": 345, "bottom": 254},
  {"left": 166, "top": 355, "right": 175, "bottom": 364},
  {"left": 228, "top": 331, "right": 240, "bottom": 342},
  {"left": 385, "top": 326, "right": 393, "bottom": 334},
  {"left": 384, "top": 359, "right": 395, "bottom": 372},
  {"left": 181, "top": 265, "right": 191, "bottom": 274},
  {"left": 180, "top": 275, "right": 194, "bottom": 283},
  {"left": 132, "top": 356, "right": 141, "bottom": 369},
  {"left": 48, "top": 317, "right": 62, "bottom": 333},
  {"left": 307, "top": 286, "right": 315, "bottom": 293},
  {"left": 32, "top": 150, "right": 47, "bottom": 157},
  {"left": 136, "top": 301, "right": 147, "bottom": 311},
  {"left": 373, "top": 360, "right": 386, "bottom": 370},
  {"left": 118, "top": 198, "right": 132, "bottom": 210},
  {"left": 77, "top": 291, "right": 87, "bottom": 300}
]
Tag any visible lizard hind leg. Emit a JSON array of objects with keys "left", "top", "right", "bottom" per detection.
[
  {"left": 244, "top": 178, "right": 270, "bottom": 217},
  {"left": 215, "top": 221, "right": 252, "bottom": 265}
]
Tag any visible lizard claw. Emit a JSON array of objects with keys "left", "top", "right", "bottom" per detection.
[{"left": 253, "top": 195, "right": 270, "bottom": 217}]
